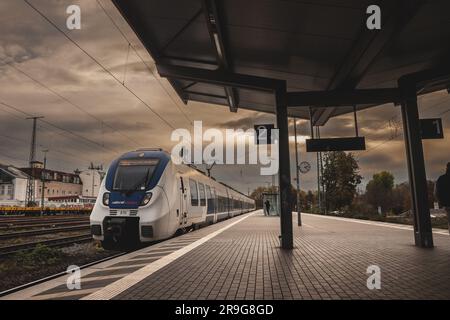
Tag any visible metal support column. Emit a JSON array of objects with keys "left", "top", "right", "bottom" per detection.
[
  {"left": 276, "top": 83, "right": 293, "bottom": 249},
  {"left": 399, "top": 79, "right": 433, "bottom": 248},
  {"left": 293, "top": 118, "right": 302, "bottom": 226},
  {"left": 316, "top": 126, "right": 322, "bottom": 213}
]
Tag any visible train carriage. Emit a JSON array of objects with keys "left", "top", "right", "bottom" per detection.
[{"left": 90, "top": 149, "right": 255, "bottom": 249}]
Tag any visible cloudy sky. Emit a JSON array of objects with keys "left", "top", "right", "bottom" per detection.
[{"left": 0, "top": 0, "right": 449, "bottom": 195}]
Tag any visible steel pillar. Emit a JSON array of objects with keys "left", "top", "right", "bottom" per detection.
[
  {"left": 399, "top": 79, "right": 433, "bottom": 248},
  {"left": 276, "top": 83, "right": 293, "bottom": 249},
  {"left": 293, "top": 118, "right": 302, "bottom": 226}
]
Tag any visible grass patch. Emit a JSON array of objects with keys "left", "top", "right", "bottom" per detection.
[{"left": 6, "top": 244, "right": 65, "bottom": 271}]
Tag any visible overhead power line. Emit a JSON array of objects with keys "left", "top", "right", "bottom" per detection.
[
  {"left": 5, "top": 61, "right": 141, "bottom": 148},
  {"left": 0, "top": 131, "right": 95, "bottom": 164},
  {"left": 23, "top": 0, "right": 176, "bottom": 130},
  {"left": 0, "top": 103, "right": 108, "bottom": 158},
  {"left": 0, "top": 101, "right": 118, "bottom": 155},
  {"left": 95, "top": 0, "right": 194, "bottom": 127},
  {"left": 0, "top": 103, "right": 110, "bottom": 161}
]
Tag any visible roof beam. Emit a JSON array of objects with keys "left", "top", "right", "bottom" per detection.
[
  {"left": 287, "top": 88, "right": 401, "bottom": 107},
  {"left": 312, "top": 0, "right": 425, "bottom": 125},
  {"left": 202, "top": 0, "right": 238, "bottom": 112},
  {"left": 160, "top": 9, "right": 203, "bottom": 54},
  {"left": 399, "top": 64, "right": 450, "bottom": 93},
  {"left": 156, "top": 63, "right": 282, "bottom": 92}
]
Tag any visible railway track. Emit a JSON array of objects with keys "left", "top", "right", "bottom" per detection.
[
  {"left": 0, "top": 250, "right": 127, "bottom": 297},
  {"left": 0, "top": 234, "right": 93, "bottom": 258},
  {"left": 0, "top": 215, "right": 88, "bottom": 220},
  {"left": 0, "top": 220, "right": 89, "bottom": 231},
  {"left": 0, "top": 225, "right": 91, "bottom": 240},
  {"left": 0, "top": 217, "right": 89, "bottom": 227}
]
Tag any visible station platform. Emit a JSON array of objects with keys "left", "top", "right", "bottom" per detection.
[{"left": 3, "top": 210, "right": 450, "bottom": 300}]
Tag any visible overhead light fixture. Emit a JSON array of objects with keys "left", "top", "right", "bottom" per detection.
[
  {"left": 225, "top": 87, "right": 235, "bottom": 108},
  {"left": 213, "top": 33, "right": 223, "bottom": 59},
  {"left": 228, "top": 95, "right": 234, "bottom": 108}
]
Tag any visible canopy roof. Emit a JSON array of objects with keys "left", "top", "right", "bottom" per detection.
[{"left": 113, "top": 0, "right": 450, "bottom": 124}]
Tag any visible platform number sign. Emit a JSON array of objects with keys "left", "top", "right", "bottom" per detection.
[
  {"left": 420, "top": 118, "right": 444, "bottom": 139},
  {"left": 254, "top": 124, "right": 274, "bottom": 145}
]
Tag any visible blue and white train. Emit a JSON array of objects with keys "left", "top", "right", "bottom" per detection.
[{"left": 90, "top": 149, "right": 255, "bottom": 249}]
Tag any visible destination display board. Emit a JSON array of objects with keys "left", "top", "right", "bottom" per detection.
[{"left": 306, "top": 137, "right": 366, "bottom": 152}]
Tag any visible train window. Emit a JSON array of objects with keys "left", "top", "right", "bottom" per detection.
[
  {"left": 213, "top": 189, "right": 217, "bottom": 213},
  {"left": 205, "top": 185, "right": 211, "bottom": 198},
  {"left": 206, "top": 185, "right": 214, "bottom": 214},
  {"left": 199, "top": 183, "right": 206, "bottom": 206},
  {"left": 218, "top": 195, "right": 226, "bottom": 212},
  {"left": 189, "top": 179, "right": 199, "bottom": 206},
  {"left": 113, "top": 158, "right": 159, "bottom": 191}
]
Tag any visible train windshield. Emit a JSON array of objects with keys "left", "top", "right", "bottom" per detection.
[{"left": 113, "top": 158, "right": 160, "bottom": 191}]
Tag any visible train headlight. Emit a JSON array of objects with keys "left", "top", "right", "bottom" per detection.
[
  {"left": 102, "top": 192, "right": 110, "bottom": 206},
  {"left": 140, "top": 192, "right": 152, "bottom": 206}
]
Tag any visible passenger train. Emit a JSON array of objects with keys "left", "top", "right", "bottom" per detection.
[{"left": 90, "top": 149, "right": 255, "bottom": 249}]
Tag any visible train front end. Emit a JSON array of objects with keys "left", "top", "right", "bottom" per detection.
[{"left": 90, "top": 150, "right": 171, "bottom": 249}]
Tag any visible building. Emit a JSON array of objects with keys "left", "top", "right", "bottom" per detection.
[
  {"left": 78, "top": 168, "right": 104, "bottom": 197},
  {"left": 20, "top": 161, "right": 83, "bottom": 203},
  {"left": 46, "top": 194, "right": 97, "bottom": 208},
  {"left": 0, "top": 164, "right": 28, "bottom": 205},
  {"left": 0, "top": 161, "right": 104, "bottom": 207}
]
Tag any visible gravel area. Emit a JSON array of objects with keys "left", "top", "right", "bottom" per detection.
[{"left": 0, "top": 241, "right": 120, "bottom": 292}]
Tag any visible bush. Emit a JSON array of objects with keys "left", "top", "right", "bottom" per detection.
[
  {"left": 15, "top": 244, "right": 64, "bottom": 269},
  {"left": 341, "top": 202, "right": 381, "bottom": 220}
]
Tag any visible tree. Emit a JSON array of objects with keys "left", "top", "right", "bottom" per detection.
[
  {"left": 391, "top": 182, "right": 410, "bottom": 214},
  {"left": 321, "top": 151, "right": 362, "bottom": 211},
  {"left": 250, "top": 185, "right": 278, "bottom": 208},
  {"left": 390, "top": 180, "right": 436, "bottom": 214},
  {"left": 365, "top": 171, "right": 394, "bottom": 214}
]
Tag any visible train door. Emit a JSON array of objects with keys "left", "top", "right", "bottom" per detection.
[
  {"left": 213, "top": 188, "right": 218, "bottom": 223},
  {"left": 226, "top": 189, "right": 231, "bottom": 218},
  {"left": 178, "top": 176, "right": 188, "bottom": 226}
]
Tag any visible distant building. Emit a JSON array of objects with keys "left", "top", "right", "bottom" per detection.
[
  {"left": 0, "top": 161, "right": 104, "bottom": 207},
  {"left": 47, "top": 194, "right": 97, "bottom": 208},
  {"left": 78, "top": 168, "right": 104, "bottom": 197},
  {"left": 0, "top": 164, "right": 29, "bottom": 205},
  {"left": 20, "top": 161, "right": 83, "bottom": 202}
]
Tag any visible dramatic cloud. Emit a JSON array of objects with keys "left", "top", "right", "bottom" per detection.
[{"left": 0, "top": 0, "right": 449, "bottom": 194}]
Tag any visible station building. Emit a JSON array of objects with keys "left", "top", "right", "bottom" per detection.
[
  {"left": 20, "top": 161, "right": 83, "bottom": 200},
  {"left": 0, "top": 164, "right": 28, "bottom": 205},
  {"left": 0, "top": 161, "right": 104, "bottom": 207}
]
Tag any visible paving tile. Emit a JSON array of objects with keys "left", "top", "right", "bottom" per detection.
[{"left": 113, "top": 213, "right": 450, "bottom": 300}]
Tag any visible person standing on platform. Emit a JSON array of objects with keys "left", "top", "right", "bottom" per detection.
[
  {"left": 435, "top": 162, "right": 450, "bottom": 233},
  {"left": 264, "top": 200, "right": 271, "bottom": 216}
]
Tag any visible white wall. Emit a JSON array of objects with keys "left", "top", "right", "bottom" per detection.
[
  {"left": 79, "top": 170, "right": 103, "bottom": 197},
  {"left": 13, "top": 178, "right": 27, "bottom": 201}
]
